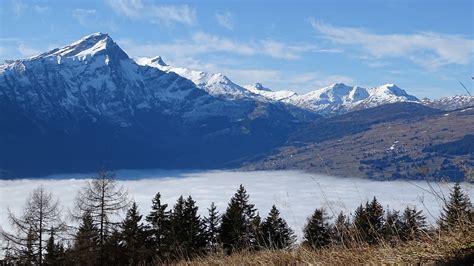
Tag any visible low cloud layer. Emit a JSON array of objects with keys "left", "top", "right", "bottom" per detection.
[{"left": 2, "top": 170, "right": 471, "bottom": 240}]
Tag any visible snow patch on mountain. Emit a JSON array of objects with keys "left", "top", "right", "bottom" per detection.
[
  {"left": 422, "top": 95, "right": 474, "bottom": 111},
  {"left": 135, "top": 56, "right": 256, "bottom": 99},
  {"left": 244, "top": 83, "right": 297, "bottom": 101}
]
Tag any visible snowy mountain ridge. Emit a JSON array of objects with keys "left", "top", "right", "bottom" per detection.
[
  {"left": 135, "top": 56, "right": 256, "bottom": 100},
  {"left": 136, "top": 56, "right": 422, "bottom": 115}
]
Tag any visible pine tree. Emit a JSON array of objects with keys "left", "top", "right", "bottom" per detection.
[
  {"left": 400, "top": 206, "right": 426, "bottom": 241},
  {"left": 43, "top": 229, "right": 65, "bottom": 265},
  {"left": 260, "top": 205, "right": 296, "bottom": 249},
  {"left": 166, "top": 196, "right": 206, "bottom": 259},
  {"left": 220, "top": 185, "right": 258, "bottom": 254},
  {"left": 145, "top": 192, "right": 170, "bottom": 258},
  {"left": 333, "top": 211, "right": 351, "bottom": 245},
  {"left": 203, "top": 202, "right": 221, "bottom": 252},
  {"left": 366, "top": 197, "right": 385, "bottom": 244},
  {"left": 439, "top": 182, "right": 473, "bottom": 230},
  {"left": 352, "top": 204, "right": 369, "bottom": 242},
  {"left": 73, "top": 211, "right": 99, "bottom": 265},
  {"left": 303, "top": 208, "right": 331, "bottom": 249},
  {"left": 103, "top": 228, "right": 124, "bottom": 266},
  {"left": 353, "top": 197, "right": 385, "bottom": 244},
  {"left": 383, "top": 209, "right": 402, "bottom": 241},
  {"left": 120, "top": 202, "right": 147, "bottom": 264}
]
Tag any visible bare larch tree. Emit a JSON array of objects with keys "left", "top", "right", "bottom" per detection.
[
  {"left": 74, "top": 169, "right": 129, "bottom": 263},
  {"left": 1, "top": 186, "right": 64, "bottom": 265}
]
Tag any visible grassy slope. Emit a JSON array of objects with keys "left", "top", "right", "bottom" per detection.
[{"left": 179, "top": 229, "right": 473, "bottom": 265}]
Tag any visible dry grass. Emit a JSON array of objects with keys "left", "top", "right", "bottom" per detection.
[{"left": 177, "top": 229, "right": 473, "bottom": 265}]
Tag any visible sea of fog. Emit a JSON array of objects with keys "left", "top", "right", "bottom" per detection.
[{"left": 1, "top": 169, "right": 473, "bottom": 239}]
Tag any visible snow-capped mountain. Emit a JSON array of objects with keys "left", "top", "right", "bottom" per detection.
[
  {"left": 422, "top": 95, "right": 474, "bottom": 110},
  {"left": 135, "top": 56, "right": 256, "bottom": 99},
  {"left": 244, "top": 83, "right": 297, "bottom": 101},
  {"left": 0, "top": 33, "right": 314, "bottom": 177},
  {"left": 244, "top": 82, "right": 419, "bottom": 115}
]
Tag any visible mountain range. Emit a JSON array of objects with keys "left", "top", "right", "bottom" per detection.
[{"left": 0, "top": 33, "right": 472, "bottom": 179}]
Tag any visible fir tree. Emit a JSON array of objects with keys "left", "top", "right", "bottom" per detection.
[
  {"left": 260, "top": 205, "right": 296, "bottom": 249},
  {"left": 167, "top": 196, "right": 206, "bottom": 259},
  {"left": 439, "top": 182, "right": 473, "bottom": 230},
  {"left": 73, "top": 211, "right": 99, "bottom": 265},
  {"left": 303, "top": 208, "right": 331, "bottom": 249},
  {"left": 400, "top": 206, "right": 426, "bottom": 241},
  {"left": 43, "top": 229, "right": 65, "bottom": 265},
  {"left": 103, "top": 228, "right": 124, "bottom": 266},
  {"left": 120, "top": 202, "right": 147, "bottom": 264},
  {"left": 203, "top": 202, "right": 221, "bottom": 252},
  {"left": 145, "top": 192, "right": 170, "bottom": 258},
  {"left": 220, "top": 185, "right": 258, "bottom": 254},
  {"left": 353, "top": 197, "right": 385, "bottom": 244},
  {"left": 333, "top": 211, "right": 351, "bottom": 245},
  {"left": 383, "top": 209, "right": 402, "bottom": 241}
]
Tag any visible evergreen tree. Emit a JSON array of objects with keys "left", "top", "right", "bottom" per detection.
[
  {"left": 73, "top": 211, "right": 99, "bottom": 265},
  {"left": 366, "top": 197, "right": 385, "bottom": 244},
  {"left": 353, "top": 197, "right": 385, "bottom": 244},
  {"left": 303, "top": 208, "right": 331, "bottom": 249},
  {"left": 400, "top": 206, "right": 426, "bottom": 241},
  {"left": 203, "top": 202, "right": 221, "bottom": 253},
  {"left": 260, "top": 205, "right": 296, "bottom": 249},
  {"left": 332, "top": 211, "right": 351, "bottom": 245},
  {"left": 120, "top": 202, "right": 147, "bottom": 264},
  {"left": 166, "top": 196, "right": 206, "bottom": 259},
  {"left": 44, "top": 229, "right": 65, "bottom": 265},
  {"left": 103, "top": 228, "right": 124, "bottom": 266},
  {"left": 352, "top": 204, "right": 369, "bottom": 242},
  {"left": 220, "top": 185, "right": 258, "bottom": 254},
  {"left": 145, "top": 192, "right": 170, "bottom": 259},
  {"left": 383, "top": 209, "right": 402, "bottom": 241},
  {"left": 439, "top": 182, "right": 473, "bottom": 230}
]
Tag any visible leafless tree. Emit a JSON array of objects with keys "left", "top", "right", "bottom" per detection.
[
  {"left": 74, "top": 169, "right": 129, "bottom": 262},
  {"left": 1, "top": 186, "right": 64, "bottom": 265}
]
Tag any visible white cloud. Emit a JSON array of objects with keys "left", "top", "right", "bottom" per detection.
[
  {"left": 215, "top": 12, "right": 233, "bottom": 30},
  {"left": 11, "top": 0, "right": 28, "bottom": 16},
  {"left": 309, "top": 19, "right": 474, "bottom": 68},
  {"left": 33, "top": 5, "right": 49, "bottom": 14},
  {"left": 1, "top": 170, "right": 467, "bottom": 242},
  {"left": 119, "top": 32, "right": 316, "bottom": 61},
  {"left": 107, "top": 0, "right": 196, "bottom": 26},
  {"left": 10, "top": 0, "right": 49, "bottom": 16},
  {"left": 72, "top": 9, "right": 97, "bottom": 28},
  {"left": 18, "top": 43, "right": 40, "bottom": 57}
]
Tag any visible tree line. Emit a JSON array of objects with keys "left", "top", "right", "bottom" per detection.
[{"left": 1, "top": 171, "right": 472, "bottom": 265}]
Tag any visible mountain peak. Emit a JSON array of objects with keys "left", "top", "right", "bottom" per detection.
[
  {"left": 34, "top": 32, "right": 128, "bottom": 61},
  {"left": 149, "top": 56, "right": 168, "bottom": 66},
  {"left": 253, "top": 83, "right": 272, "bottom": 92}
]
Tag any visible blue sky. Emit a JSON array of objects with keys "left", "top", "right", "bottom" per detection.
[{"left": 0, "top": 0, "right": 473, "bottom": 98}]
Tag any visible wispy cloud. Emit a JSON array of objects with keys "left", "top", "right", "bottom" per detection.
[
  {"left": 72, "top": 9, "right": 97, "bottom": 27},
  {"left": 10, "top": 0, "right": 49, "bottom": 16},
  {"left": 11, "top": 0, "right": 27, "bottom": 16},
  {"left": 120, "top": 32, "right": 317, "bottom": 61},
  {"left": 309, "top": 19, "right": 474, "bottom": 69},
  {"left": 215, "top": 12, "right": 233, "bottom": 30},
  {"left": 107, "top": 0, "right": 196, "bottom": 26},
  {"left": 18, "top": 43, "right": 40, "bottom": 57}
]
